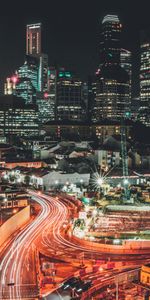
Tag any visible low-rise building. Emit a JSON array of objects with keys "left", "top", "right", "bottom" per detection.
[
  {"left": 0, "top": 189, "right": 30, "bottom": 209},
  {"left": 28, "top": 170, "right": 90, "bottom": 190},
  {"left": 2, "top": 160, "right": 43, "bottom": 169},
  {"left": 43, "top": 120, "right": 131, "bottom": 141},
  {"left": 141, "top": 264, "right": 150, "bottom": 286}
]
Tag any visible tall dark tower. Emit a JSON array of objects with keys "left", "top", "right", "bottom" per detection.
[
  {"left": 100, "top": 15, "right": 122, "bottom": 65},
  {"left": 92, "top": 15, "right": 130, "bottom": 122}
]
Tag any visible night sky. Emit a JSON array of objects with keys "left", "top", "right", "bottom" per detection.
[{"left": 0, "top": 0, "right": 150, "bottom": 94}]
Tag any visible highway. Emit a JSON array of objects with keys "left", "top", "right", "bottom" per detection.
[
  {"left": 0, "top": 193, "right": 51, "bottom": 299},
  {"left": 0, "top": 191, "right": 87, "bottom": 299},
  {"left": 0, "top": 190, "right": 150, "bottom": 299}
]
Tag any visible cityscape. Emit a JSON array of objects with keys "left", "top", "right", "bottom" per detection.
[{"left": 0, "top": 1, "right": 150, "bottom": 300}]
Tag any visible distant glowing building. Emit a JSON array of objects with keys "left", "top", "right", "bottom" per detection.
[
  {"left": 4, "top": 76, "right": 18, "bottom": 95},
  {"left": 26, "top": 23, "right": 42, "bottom": 56},
  {"left": 26, "top": 23, "right": 48, "bottom": 95}
]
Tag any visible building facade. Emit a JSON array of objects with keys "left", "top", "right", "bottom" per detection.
[
  {"left": 6, "top": 55, "right": 39, "bottom": 105},
  {"left": 140, "top": 30, "right": 150, "bottom": 126},
  {"left": 43, "top": 120, "right": 131, "bottom": 141},
  {"left": 47, "top": 67, "right": 57, "bottom": 120},
  {"left": 38, "top": 54, "right": 48, "bottom": 92},
  {"left": 0, "top": 95, "right": 39, "bottom": 136},
  {"left": 141, "top": 264, "right": 150, "bottom": 286},
  {"left": 56, "top": 69, "right": 85, "bottom": 121},
  {"left": 120, "top": 48, "right": 132, "bottom": 101}
]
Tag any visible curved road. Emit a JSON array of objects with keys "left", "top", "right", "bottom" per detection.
[{"left": 0, "top": 191, "right": 150, "bottom": 299}]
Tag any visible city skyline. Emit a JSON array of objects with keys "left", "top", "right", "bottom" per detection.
[
  {"left": 0, "top": 2, "right": 150, "bottom": 299},
  {"left": 0, "top": 1, "right": 150, "bottom": 93}
]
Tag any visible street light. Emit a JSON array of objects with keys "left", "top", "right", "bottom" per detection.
[
  {"left": 97, "top": 177, "right": 103, "bottom": 186},
  {"left": 124, "top": 178, "right": 129, "bottom": 185},
  {"left": 90, "top": 172, "right": 105, "bottom": 191}
]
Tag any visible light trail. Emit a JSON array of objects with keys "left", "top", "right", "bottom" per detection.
[
  {"left": 0, "top": 195, "right": 50, "bottom": 299},
  {"left": 1, "top": 190, "right": 150, "bottom": 299}
]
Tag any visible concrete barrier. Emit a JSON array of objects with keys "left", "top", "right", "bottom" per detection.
[
  {"left": 71, "top": 234, "right": 150, "bottom": 254},
  {"left": 0, "top": 205, "right": 30, "bottom": 247}
]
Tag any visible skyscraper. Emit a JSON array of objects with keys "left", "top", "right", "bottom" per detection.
[
  {"left": 26, "top": 23, "right": 42, "bottom": 56},
  {"left": 0, "top": 95, "right": 39, "bottom": 136},
  {"left": 56, "top": 69, "right": 85, "bottom": 121},
  {"left": 120, "top": 49, "right": 132, "bottom": 77},
  {"left": 36, "top": 67, "right": 57, "bottom": 124},
  {"left": 100, "top": 15, "right": 122, "bottom": 65},
  {"left": 38, "top": 54, "right": 48, "bottom": 92},
  {"left": 47, "top": 67, "right": 57, "bottom": 120},
  {"left": 13, "top": 55, "right": 39, "bottom": 104},
  {"left": 120, "top": 48, "right": 132, "bottom": 99},
  {"left": 139, "top": 30, "right": 150, "bottom": 126},
  {"left": 92, "top": 15, "right": 130, "bottom": 122}
]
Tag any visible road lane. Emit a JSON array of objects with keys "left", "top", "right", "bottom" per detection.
[{"left": 1, "top": 190, "right": 150, "bottom": 300}]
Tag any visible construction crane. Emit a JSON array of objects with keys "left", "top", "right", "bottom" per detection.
[{"left": 121, "top": 117, "right": 132, "bottom": 203}]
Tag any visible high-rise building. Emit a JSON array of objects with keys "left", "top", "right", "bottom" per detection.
[
  {"left": 26, "top": 23, "right": 48, "bottom": 95},
  {"left": 140, "top": 30, "right": 150, "bottom": 126},
  {"left": 100, "top": 15, "right": 122, "bottom": 65},
  {"left": 11, "top": 55, "right": 39, "bottom": 104},
  {"left": 56, "top": 69, "right": 85, "bottom": 121},
  {"left": 38, "top": 54, "right": 48, "bottom": 92},
  {"left": 120, "top": 48, "right": 132, "bottom": 99},
  {"left": 26, "top": 23, "right": 42, "bottom": 56},
  {"left": 47, "top": 67, "right": 57, "bottom": 120},
  {"left": 17, "top": 55, "right": 39, "bottom": 91},
  {"left": 131, "top": 97, "right": 140, "bottom": 121},
  {"left": 120, "top": 49, "right": 132, "bottom": 77},
  {"left": 92, "top": 15, "right": 130, "bottom": 122},
  {"left": 36, "top": 67, "right": 57, "bottom": 124},
  {"left": 87, "top": 75, "right": 97, "bottom": 121},
  {"left": 0, "top": 95, "right": 39, "bottom": 136}
]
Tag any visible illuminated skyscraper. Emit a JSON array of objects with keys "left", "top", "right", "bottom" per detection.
[
  {"left": 15, "top": 55, "right": 39, "bottom": 104},
  {"left": 0, "top": 95, "right": 39, "bottom": 136},
  {"left": 47, "top": 67, "right": 57, "bottom": 119},
  {"left": 56, "top": 69, "right": 85, "bottom": 121},
  {"left": 120, "top": 48, "right": 132, "bottom": 98},
  {"left": 100, "top": 15, "right": 122, "bottom": 65},
  {"left": 139, "top": 30, "right": 150, "bottom": 126},
  {"left": 26, "top": 23, "right": 42, "bottom": 56},
  {"left": 93, "top": 15, "right": 130, "bottom": 121},
  {"left": 36, "top": 67, "right": 57, "bottom": 124},
  {"left": 120, "top": 49, "right": 132, "bottom": 77},
  {"left": 38, "top": 54, "right": 48, "bottom": 92}
]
